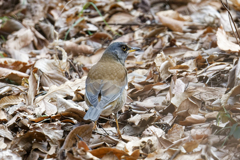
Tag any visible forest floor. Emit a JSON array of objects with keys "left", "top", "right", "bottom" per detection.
[{"left": 0, "top": 0, "right": 240, "bottom": 159}]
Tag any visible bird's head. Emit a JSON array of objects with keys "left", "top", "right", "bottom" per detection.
[{"left": 103, "top": 42, "right": 141, "bottom": 65}]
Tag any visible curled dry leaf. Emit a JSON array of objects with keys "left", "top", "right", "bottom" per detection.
[
  {"left": 0, "top": 67, "right": 29, "bottom": 84},
  {"left": 0, "top": 150, "right": 22, "bottom": 160},
  {"left": 167, "top": 124, "right": 185, "bottom": 142},
  {"left": 142, "top": 126, "right": 165, "bottom": 137},
  {"left": 221, "top": 84, "right": 240, "bottom": 108},
  {"left": 75, "top": 48, "right": 105, "bottom": 67},
  {"left": 90, "top": 32, "right": 113, "bottom": 43},
  {"left": 180, "top": 115, "right": 206, "bottom": 126},
  {"left": 216, "top": 27, "right": 240, "bottom": 52},
  {"left": 90, "top": 147, "right": 127, "bottom": 159},
  {"left": 106, "top": 12, "right": 134, "bottom": 31},
  {"left": 26, "top": 70, "right": 37, "bottom": 105},
  {"left": 35, "top": 76, "right": 86, "bottom": 105},
  {"left": 0, "top": 124, "right": 13, "bottom": 140},
  {"left": 154, "top": 52, "right": 175, "bottom": 81},
  {"left": 156, "top": 11, "right": 186, "bottom": 32},
  {"left": 145, "top": 149, "right": 171, "bottom": 160},
  {"left": 191, "top": 127, "right": 212, "bottom": 140},
  {"left": 6, "top": 28, "right": 34, "bottom": 50},
  {"left": 0, "top": 58, "right": 32, "bottom": 72},
  {"left": 36, "top": 99, "right": 57, "bottom": 115},
  {"left": 183, "top": 141, "right": 199, "bottom": 153},
  {"left": 176, "top": 97, "right": 199, "bottom": 117},
  {"left": 5, "top": 28, "right": 34, "bottom": 62},
  {"left": 0, "top": 110, "right": 7, "bottom": 123},
  {"left": 35, "top": 58, "right": 68, "bottom": 87},
  {"left": 0, "top": 94, "right": 25, "bottom": 109},
  {"left": 0, "top": 19, "right": 23, "bottom": 34},
  {"left": 125, "top": 136, "right": 158, "bottom": 155},
  {"left": 61, "top": 123, "right": 93, "bottom": 151},
  {"left": 64, "top": 41, "right": 94, "bottom": 56},
  {"left": 52, "top": 108, "right": 86, "bottom": 122},
  {"left": 128, "top": 113, "right": 156, "bottom": 127},
  {"left": 0, "top": 138, "right": 7, "bottom": 149}
]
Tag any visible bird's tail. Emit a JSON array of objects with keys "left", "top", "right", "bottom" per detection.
[{"left": 83, "top": 106, "right": 102, "bottom": 121}]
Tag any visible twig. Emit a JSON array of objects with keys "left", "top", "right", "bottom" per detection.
[
  {"left": 60, "top": 0, "right": 74, "bottom": 14},
  {"left": 220, "top": 0, "right": 240, "bottom": 45},
  {"left": 97, "top": 121, "right": 109, "bottom": 135},
  {"left": 67, "top": 59, "right": 82, "bottom": 78},
  {"left": 169, "top": 149, "right": 181, "bottom": 160}
]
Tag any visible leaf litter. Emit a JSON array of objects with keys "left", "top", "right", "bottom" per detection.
[{"left": 0, "top": 0, "right": 240, "bottom": 159}]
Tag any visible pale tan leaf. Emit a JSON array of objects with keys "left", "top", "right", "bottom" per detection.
[
  {"left": 27, "top": 70, "right": 37, "bottom": 105},
  {"left": 217, "top": 27, "right": 240, "bottom": 52},
  {"left": 0, "top": 67, "right": 29, "bottom": 84},
  {"left": 0, "top": 124, "right": 13, "bottom": 140},
  {"left": 0, "top": 95, "right": 25, "bottom": 109}
]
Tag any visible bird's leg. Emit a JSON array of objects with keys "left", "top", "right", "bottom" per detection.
[
  {"left": 114, "top": 113, "right": 122, "bottom": 139},
  {"left": 93, "top": 121, "right": 97, "bottom": 129}
]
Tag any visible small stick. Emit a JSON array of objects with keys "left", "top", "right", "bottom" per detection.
[{"left": 67, "top": 59, "right": 82, "bottom": 78}]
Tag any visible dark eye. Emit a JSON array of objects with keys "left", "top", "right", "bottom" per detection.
[{"left": 122, "top": 45, "right": 127, "bottom": 51}]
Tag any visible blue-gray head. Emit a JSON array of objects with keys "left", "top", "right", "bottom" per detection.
[{"left": 102, "top": 42, "right": 141, "bottom": 65}]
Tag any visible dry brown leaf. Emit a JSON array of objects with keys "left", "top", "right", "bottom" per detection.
[
  {"left": 191, "top": 127, "right": 212, "bottom": 140},
  {"left": 0, "top": 138, "right": 7, "bottom": 149},
  {"left": 61, "top": 123, "right": 93, "bottom": 151},
  {"left": 0, "top": 58, "right": 32, "bottom": 72},
  {"left": 77, "top": 141, "right": 90, "bottom": 151},
  {"left": 35, "top": 76, "right": 86, "bottom": 105},
  {"left": 157, "top": 13, "right": 185, "bottom": 32},
  {"left": 174, "top": 151, "right": 202, "bottom": 160},
  {"left": 6, "top": 28, "right": 34, "bottom": 50},
  {"left": 35, "top": 99, "right": 57, "bottom": 115},
  {"left": 90, "top": 147, "right": 128, "bottom": 159},
  {"left": 0, "top": 150, "right": 22, "bottom": 160},
  {"left": 176, "top": 97, "right": 199, "bottom": 116},
  {"left": 142, "top": 126, "right": 165, "bottom": 137},
  {"left": 0, "top": 94, "right": 25, "bottom": 109},
  {"left": 167, "top": 124, "right": 185, "bottom": 142},
  {"left": 0, "top": 124, "right": 13, "bottom": 140},
  {"left": 183, "top": 141, "right": 199, "bottom": 153},
  {"left": 180, "top": 115, "right": 206, "bottom": 126},
  {"left": 145, "top": 149, "right": 171, "bottom": 160},
  {"left": 216, "top": 27, "right": 240, "bottom": 52},
  {"left": 0, "top": 67, "right": 29, "bottom": 84},
  {"left": 35, "top": 58, "right": 69, "bottom": 87},
  {"left": 27, "top": 70, "right": 37, "bottom": 105},
  {"left": 0, "top": 110, "right": 7, "bottom": 123},
  {"left": 64, "top": 42, "right": 94, "bottom": 56},
  {"left": 125, "top": 136, "right": 158, "bottom": 155},
  {"left": 52, "top": 108, "right": 86, "bottom": 122},
  {"left": 75, "top": 48, "right": 105, "bottom": 67},
  {"left": 102, "top": 152, "right": 119, "bottom": 160},
  {"left": 128, "top": 113, "right": 156, "bottom": 126},
  {"left": 0, "top": 19, "right": 23, "bottom": 34},
  {"left": 90, "top": 32, "right": 113, "bottom": 43},
  {"left": 106, "top": 12, "right": 134, "bottom": 31}
]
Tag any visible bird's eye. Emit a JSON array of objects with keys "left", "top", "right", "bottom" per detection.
[{"left": 122, "top": 46, "right": 127, "bottom": 51}]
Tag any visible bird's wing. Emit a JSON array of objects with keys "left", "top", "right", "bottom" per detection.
[
  {"left": 85, "top": 78, "right": 102, "bottom": 107},
  {"left": 85, "top": 74, "right": 127, "bottom": 108}
]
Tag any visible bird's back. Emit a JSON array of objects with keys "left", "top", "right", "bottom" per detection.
[
  {"left": 84, "top": 57, "right": 127, "bottom": 121},
  {"left": 88, "top": 57, "right": 127, "bottom": 83}
]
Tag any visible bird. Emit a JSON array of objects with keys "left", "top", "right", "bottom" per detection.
[{"left": 83, "top": 42, "right": 141, "bottom": 138}]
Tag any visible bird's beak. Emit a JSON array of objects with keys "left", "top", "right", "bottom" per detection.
[{"left": 128, "top": 47, "right": 141, "bottom": 53}]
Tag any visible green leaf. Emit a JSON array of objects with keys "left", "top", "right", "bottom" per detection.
[
  {"left": 64, "top": 17, "right": 84, "bottom": 40},
  {"left": 233, "top": 126, "right": 240, "bottom": 139},
  {"left": 229, "top": 123, "right": 238, "bottom": 136}
]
